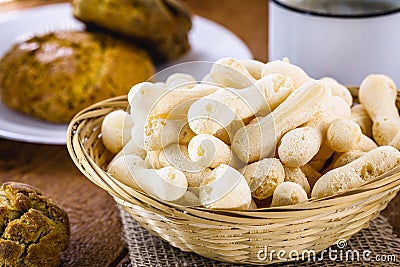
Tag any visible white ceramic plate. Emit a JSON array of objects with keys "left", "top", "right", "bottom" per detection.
[{"left": 0, "top": 3, "right": 252, "bottom": 145}]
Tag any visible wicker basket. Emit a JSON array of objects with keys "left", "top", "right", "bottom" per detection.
[{"left": 66, "top": 89, "right": 400, "bottom": 265}]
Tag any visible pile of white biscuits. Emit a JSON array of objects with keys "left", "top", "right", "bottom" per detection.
[{"left": 101, "top": 58, "right": 400, "bottom": 210}]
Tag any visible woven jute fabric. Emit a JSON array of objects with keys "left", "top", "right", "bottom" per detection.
[{"left": 119, "top": 206, "right": 400, "bottom": 267}]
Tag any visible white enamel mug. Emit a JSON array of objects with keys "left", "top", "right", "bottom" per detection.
[{"left": 269, "top": 0, "right": 400, "bottom": 86}]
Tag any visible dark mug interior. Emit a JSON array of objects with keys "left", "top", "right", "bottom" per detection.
[{"left": 271, "top": 0, "right": 400, "bottom": 18}]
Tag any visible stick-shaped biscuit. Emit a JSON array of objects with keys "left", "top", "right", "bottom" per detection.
[
  {"left": 327, "top": 119, "right": 377, "bottom": 153},
  {"left": 359, "top": 74, "right": 400, "bottom": 145},
  {"left": 187, "top": 75, "right": 294, "bottom": 135},
  {"left": 232, "top": 81, "right": 331, "bottom": 163},
  {"left": 240, "top": 158, "right": 285, "bottom": 200},
  {"left": 271, "top": 182, "right": 308, "bottom": 207},
  {"left": 199, "top": 164, "right": 251, "bottom": 210},
  {"left": 261, "top": 58, "right": 311, "bottom": 89},
  {"left": 350, "top": 104, "right": 373, "bottom": 137},
  {"left": 311, "top": 146, "right": 400, "bottom": 199},
  {"left": 278, "top": 96, "right": 350, "bottom": 167},
  {"left": 283, "top": 166, "right": 311, "bottom": 196}
]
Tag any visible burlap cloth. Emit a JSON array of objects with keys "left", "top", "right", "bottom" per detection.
[{"left": 118, "top": 206, "right": 400, "bottom": 266}]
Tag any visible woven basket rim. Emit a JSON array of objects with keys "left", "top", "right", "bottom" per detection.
[{"left": 66, "top": 93, "right": 400, "bottom": 218}]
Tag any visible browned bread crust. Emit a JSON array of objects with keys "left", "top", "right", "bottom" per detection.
[
  {"left": 0, "top": 31, "right": 155, "bottom": 123},
  {"left": 0, "top": 182, "right": 70, "bottom": 267},
  {"left": 72, "top": 0, "right": 192, "bottom": 61}
]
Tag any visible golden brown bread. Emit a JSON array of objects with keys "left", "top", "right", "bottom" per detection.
[
  {"left": 72, "top": 0, "right": 192, "bottom": 61},
  {"left": 0, "top": 31, "right": 155, "bottom": 123},
  {"left": 0, "top": 182, "right": 70, "bottom": 267}
]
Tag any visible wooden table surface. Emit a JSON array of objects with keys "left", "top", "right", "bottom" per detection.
[{"left": 0, "top": 1, "right": 398, "bottom": 266}]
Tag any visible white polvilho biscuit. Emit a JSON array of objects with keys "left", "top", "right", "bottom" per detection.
[{"left": 312, "top": 146, "right": 400, "bottom": 199}]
